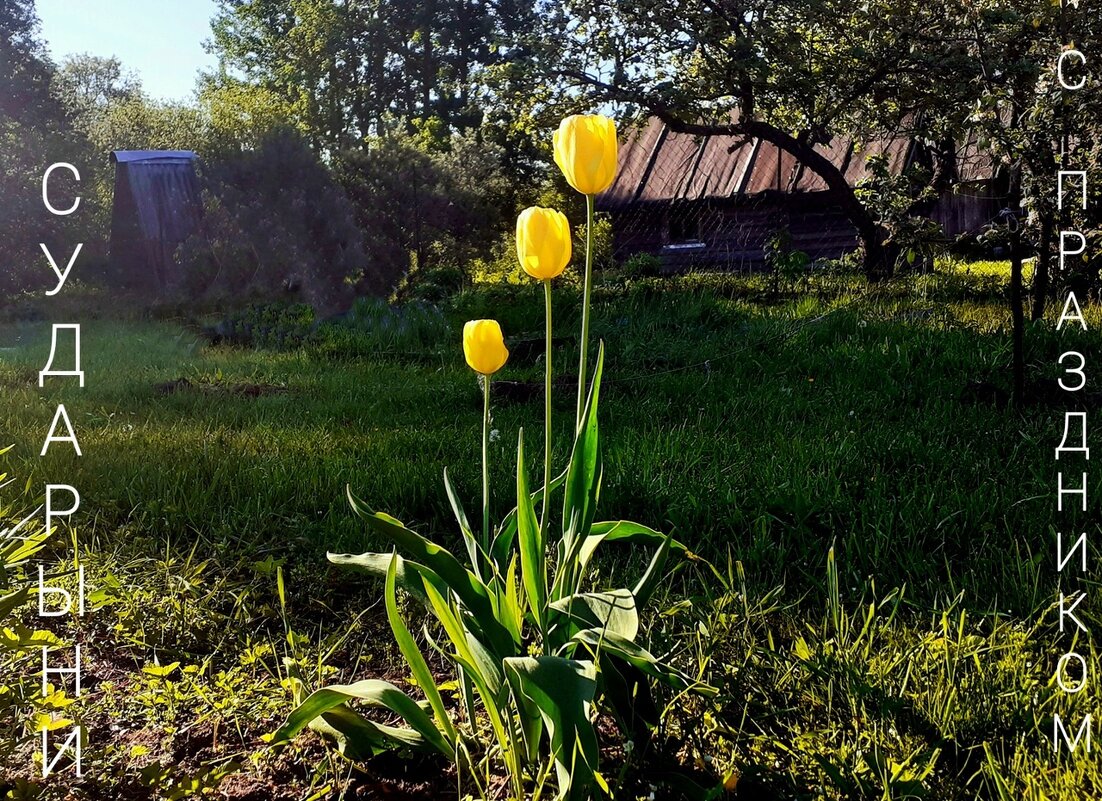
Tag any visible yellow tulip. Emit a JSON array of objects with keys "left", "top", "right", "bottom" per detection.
[
  {"left": 516, "top": 207, "right": 572, "bottom": 281},
  {"left": 553, "top": 114, "right": 618, "bottom": 196},
  {"left": 463, "top": 319, "right": 509, "bottom": 375}
]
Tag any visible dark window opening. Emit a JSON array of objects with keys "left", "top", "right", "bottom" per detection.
[{"left": 666, "top": 212, "right": 704, "bottom": 248}]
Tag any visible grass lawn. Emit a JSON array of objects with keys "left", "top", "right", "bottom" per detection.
[{"left": 1, "top": 262, "right": 1099, "bottom": 799}]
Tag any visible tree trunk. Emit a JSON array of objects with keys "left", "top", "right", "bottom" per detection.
[
  {"left": 1010, "top": 228, "right": 1025, "bottom": 408},
  {"left": 1031, "top": 212, "right": 1053, "bottom": 322},
  {"left": 1001, "top": 156, "right": 1025, "bottom": 407}
]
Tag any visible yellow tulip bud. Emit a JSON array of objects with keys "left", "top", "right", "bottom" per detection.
[
  {"left": 553, "top": 114, "right": 618, "bottom": 196},
  {"left": 463, "top": 319, "right": 509, "bottom": 376},
  {"left": 516, "top": 206, "right": 572, "bottom": 281}
]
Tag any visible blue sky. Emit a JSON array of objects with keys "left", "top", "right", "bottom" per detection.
[{"left": 36, "top": 0, "right": 219, "bottom": 102}]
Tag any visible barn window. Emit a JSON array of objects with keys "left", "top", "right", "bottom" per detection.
[{"left": 665, "top": 210, "right": 704, "bottom": 249}]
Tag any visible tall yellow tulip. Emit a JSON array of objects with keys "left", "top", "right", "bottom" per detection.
[
  {"left": 516, "top": 207, "right": 572, "bottom": 280},
  {"left": 552, "top": 115, "right": 618, "bottom": 196},
  {"left": 463, "top": 319, "right": 508, "bottom": 552},
  {"left": 553, "top": 114, "right": 618, "bottom": 430},
  {"left": 516, "top": 206, "right": 571, "bottom": 530}
]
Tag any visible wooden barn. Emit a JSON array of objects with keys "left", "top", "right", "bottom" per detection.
[
  {"left": 109, "top": 150, "right": 203, "bottom": 294},
  {"left": 596, "top": 118, "right": 1001, "bottom": 271}
]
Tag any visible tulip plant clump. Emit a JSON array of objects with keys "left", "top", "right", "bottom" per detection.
[{"left": 273, "top": 115, "right": 712, "bottom": 800}]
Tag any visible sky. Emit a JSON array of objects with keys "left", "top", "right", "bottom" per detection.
[{"left": 35, "top": 0, "right": 220, "bottom": 102}]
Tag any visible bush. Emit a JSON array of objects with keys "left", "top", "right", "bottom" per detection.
[
  {"left": 469, "top": 208, "right": 614, "bottom": 291},
  {"left": 765, "top": 228, "right": 811, "bottom": 294},
  {"left": 175, "top": 129, "right": 373, "bottom": 314},
  {"left": 336, "top": 131, "right": 516, "bottom": 301},
  {"left": 619, "top": 252, "right": 664, "bottom": 279},
  {"left": 208, "top": 303, "right": 317, "bottom": 350},
  {"left": 392, "top": 263, "right": 467, "bottom": 305},
  {"left": 313, "top": 297, "right": 449, "bottom": 357}
]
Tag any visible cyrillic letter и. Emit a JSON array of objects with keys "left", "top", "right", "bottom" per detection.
[
  {"left": 41, "top": 727, "right": 83, "bottom": 778},
  {"left": 1057, "top": 531, "right": 1088, "bottom": 573}
]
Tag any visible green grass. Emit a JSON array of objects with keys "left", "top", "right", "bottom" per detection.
[{"left": 1, "top": 262, "right": 1099, "bottom": 799}]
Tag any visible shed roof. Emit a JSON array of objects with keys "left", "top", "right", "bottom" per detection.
[
  {"left": 598, "top": 117, "right": 994, "bottom": 211},
  {"left": 112, "top": 150, "right": 198, "bottom": 164},
  {"left": 109, "top": 149, "right": 204, "bottom": 293}
]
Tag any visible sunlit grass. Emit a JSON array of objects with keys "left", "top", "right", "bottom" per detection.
[{"left": 1, "top": 264, "right": 1097, "bottom": 799}]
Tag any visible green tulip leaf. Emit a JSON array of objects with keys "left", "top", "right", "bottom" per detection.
[
  {"left": 498, "top": 553, "right": 524, "bottom": 645},
  {"left": 515, "top": 430, "right": 547, "bottom": 633},
  {"left": 421, "top": 573, "right": 504, "bottom": 697},
  {"left": 327, "top": 551, "right": 434, "bottom": 602},
  {"left": 568, "top": 628, "right": 716, "bottom": 696},
  {"left": 306, "top": 703, "right": 423, "bottom": 759},
  {"left": 272, "top": 679, "right": 451, "bottom": 756},
  {"left": 632, "top": 530, "right": 675, "bottom": 610},
  {"left": 557, "top": 343, "right": 605, "bottom": 600},
  {"left": 444, "top": 466, "right": 485, "bottom": 576},
  {"left": 384, "top": 552, "right": 458, "bottom": 746},
  {"left": 580, "top": 520, "right": 686, "bottom": 571},
  {"left": 0, "top": 587, "right": 31, "bottom": 621},
  {"left": 563, "top": 344, "right": 605, "bottom": 541},
  {"left": 503, "top": 656, "right": 599, "bottom": 801},
  {"left": 345, "top": 486, "right": 513, "bottom": 656},
  {"left": 549, "top": 589, "right": 639, "bottom": 640}
]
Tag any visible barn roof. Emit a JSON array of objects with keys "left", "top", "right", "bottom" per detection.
[{"left": 597, "top": 117, "right": 995, "bottom": 211}]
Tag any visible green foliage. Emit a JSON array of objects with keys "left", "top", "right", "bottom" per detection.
[
  {"left": 81, "top": 96, "right": 207, "bottom": 155},
  {"left": 469, "top": 208, "right": 613, "bottom": 290},
  {"left": 336, "top": 129, "right": 520, "bottom": 301},
  {"left": 312, "top": 297, "right": 449, "bottom": 357},
  {"left": 176, "top": 128, "right": 370, "bottom": 311},
  {"left": 855, "top": 152, "right": 944, "bottom": 272},
  {"left": 0, "top": 0, "right": 92, "bottom": 293},
  {"left": 206, "top": 0, "right": 536, "bottom": 149},
  {"left": 273, "top": 347, "right": 711, "bottom": 798},
  {"left": 0, "top": 471, "right": 54, "bottom": 769},
  {"left": 618, "top": 252, "right": 664, "bottom": 280},
  {"left": 764, "top": 229, "right": 812, "bottom": 294},
  {"left": 200, "top": 79, "right": 300, "bottom": 154},
  {"left": 470, "top": 228, "right": 545, "bottom": 286},
  {"left": 55, "top": 54, "right": 208, "bottom": 158},
  {"left": 210, "top": 303, "right": 318, "bottom": 350},
  {"left": 673, "top": 546, "right": 1099, "bottom": 800}
]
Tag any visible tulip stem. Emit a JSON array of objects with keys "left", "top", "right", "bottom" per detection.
[
  {"left": 576, "top": 193, "right": 595, "bottom": 432},
  {"left": 482, "top": 375, "right": 491, "bottom": 555},
  {"left": 541, "top": 280, "right": 553, "bottom": 534}
]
